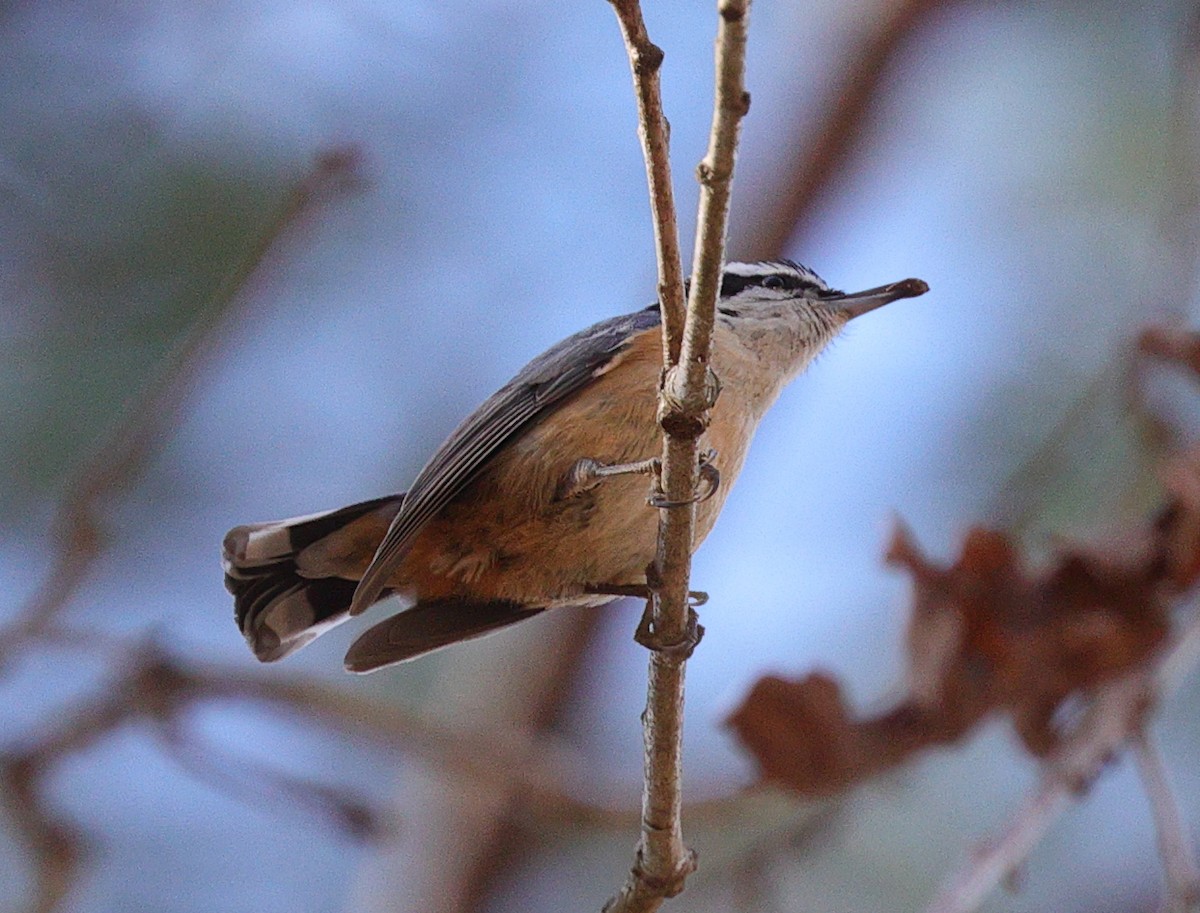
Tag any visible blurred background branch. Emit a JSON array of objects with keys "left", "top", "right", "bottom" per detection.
[
  {"left": 926, "top": 600, "right": 1200, "bottom": 913},
  {"left": 735, "top": 0, "right": 954, "bottom": 258},
  {"left": 4, "top": 1, "right": 1200, "bottom": 912},
  {"left": 1132, "top": 731, "right": 1200, "bottom": 913},
  {"left": 0, "top": 148, "right": 362, "bottom": 662}
]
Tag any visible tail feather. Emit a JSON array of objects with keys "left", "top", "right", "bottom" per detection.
[
  {"left": 223, "top": 494, "right": 403, "bottom": 662},
  {"left": 343, "top": 600, "right": 545, "bottom": 673}
]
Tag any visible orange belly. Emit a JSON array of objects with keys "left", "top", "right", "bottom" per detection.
[{"left": 391, "top": 322, "right": 763, "bottom": 606}]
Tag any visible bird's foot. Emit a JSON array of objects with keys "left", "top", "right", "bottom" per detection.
[
  {"left": 634, "top": 603, "right": 705, "bottom": 659},
  {"left": 647, "top": 448, "right": 721, "bottom": 509}
]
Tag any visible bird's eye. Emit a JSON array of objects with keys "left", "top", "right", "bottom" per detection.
[{"left": 761, "top": 275, "right": 787, "bottom": 289}]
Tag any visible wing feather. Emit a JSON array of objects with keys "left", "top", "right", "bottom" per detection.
[{"left": 349, "top": 305, "right": 661, "bottom": 614}]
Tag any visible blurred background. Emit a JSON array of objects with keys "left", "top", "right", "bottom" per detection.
[{"left": 3, "top": 0, "right": 1200, "bottom": 910}]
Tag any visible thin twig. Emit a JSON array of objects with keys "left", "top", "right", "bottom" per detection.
[
  {"left": 155, "top": 720, "right": 389, "bottom": 840},
  {"left": 926, "top": 604, "right": 1200, "bottom": 913},
  {"left": 0, "top": 758, "right": 82, "bottom": 913},
  {"left": 386, "top": 611, "right": 608, "bottom": 913},
  {"left": 1133, "top": 730, "right": 1200, "bottom": 913},
  {"left": 1, "top": 645, "right": 635, "bottom": 913},
  {"left": 736, "top": 0, "right": 950, "bottom": 257},
  {"left": 603, "top": 1, "right": 753, "bottom": 911},
  {"left": 186, "top": 664, "right": 593, "bottom": 809},
  {"left": 603, "top": 6, "right": 695, "bottom": 906},
  {"left": 0, "top": 149, "right": 362, "bottom": 665},
  {"left": 608, "top": 0, "right": 688, "bottom": 364},
  {"left": 1140, "top": 301, "right": 1200, "bottom": 913},
  {"left": 669, "top": 0, "right": 752, "bottom": 406}
]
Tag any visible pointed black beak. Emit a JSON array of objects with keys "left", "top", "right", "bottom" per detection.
[{"left": 833, "top": 277, "right": 929, "bottom": 319}]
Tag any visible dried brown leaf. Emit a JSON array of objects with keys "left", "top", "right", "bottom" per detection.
[
  {"left": 726, "top": 673, "right": 864, "bottom": 796},
  {"left": 1139, "top": 327, "right": 1200, "bottom": 376},
  {"left": 733, "top": 520, "right": 1173, "bottom": 794}
]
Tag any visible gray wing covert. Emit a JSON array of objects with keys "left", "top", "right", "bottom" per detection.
[{"left": 348, "top": 305, "right": 662, "bottom": 614}]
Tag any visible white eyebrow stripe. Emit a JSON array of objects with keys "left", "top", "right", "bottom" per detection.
[
  {"left": 722, "top": 261, "right": 773, "bottom": 277},
  {"left": 718, "top": 261, "right": 833, "bottom": 299},
  {"left": 721, "top": 260, "right": 828, "bottom": 286}
]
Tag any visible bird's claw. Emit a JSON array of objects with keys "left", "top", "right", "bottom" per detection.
[
  {"left": 647, "top": 449, "right": 721, "bottom": 508},
  {"left": 634, "top": 604, "right": 705, "bottom": 659}
]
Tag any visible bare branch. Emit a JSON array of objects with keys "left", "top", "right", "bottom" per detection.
[
  {"left": 1133, "top": 730, "right": 1200, "bottom": 913},
  {"left": 154, "top": 720, "right": 390, "bottom": 841},
  {"left": 604, "top": 1, "right": 753, "bottom": 911},
  {"left": 1, "top": 149, "right": 362, "bottom": 662},
  {"left": 676, "top": 0, "right": 752, "bottom": 392},
  {"left": 1, "top": 644, "right": 639, "bottom": 913},
  {"left": 736, "top": 0, "right": 951, "bottom": 256},
  {"left": 608, "top": 0, "right": 687, "bottom": 364},
  {"left": 926, "top": 604, "right": 1200, "bottom": 913},
  {"left": 0, "top": 757, "right": 82, "bottom": 913}
]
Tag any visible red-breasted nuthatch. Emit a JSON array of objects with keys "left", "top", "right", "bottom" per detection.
[{"left": 223, "top": 260, "right": 928, "bottom": 672}]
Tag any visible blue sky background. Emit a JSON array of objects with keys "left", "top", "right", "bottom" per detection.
[{"left": 2, "top": 1, "right": 1199, "bottom": 911}]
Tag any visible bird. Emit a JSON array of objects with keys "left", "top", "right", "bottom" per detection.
[{"left": 223, "top": 260, "right": 928, "bottom": 672}]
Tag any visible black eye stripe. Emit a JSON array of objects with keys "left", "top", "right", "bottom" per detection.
[
  {"left": 719, "top": 271, "right": 818, "bottom": 297},
  {"left": 719, "top": 273, "right": 756, "bottom": 298}
]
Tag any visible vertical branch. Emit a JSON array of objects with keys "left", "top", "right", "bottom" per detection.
[
  {"left": 656, "top": 0, "right": 752, "bottom": 638},
  {"left": 608, "top": 0, "right": 688, "bottom": 364},
  {"left": 604, "top": 1, "right": 753, "bottom": 911},
  {"left": 1, "top": 758, "right": 81, "bottom": 913},
  {"left": 1132, "top": 730, "right": 1200, "bottom": 913},
  {"left": 603, "top": 10, "right": 691, "bottom": 907}
]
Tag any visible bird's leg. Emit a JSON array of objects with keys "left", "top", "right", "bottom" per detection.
[
  {"left": 558, "top": 449, "right": 721, "bottom": 507},
  {"left": 556, "top": 456, "right": 661, "bottom": 500}
]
